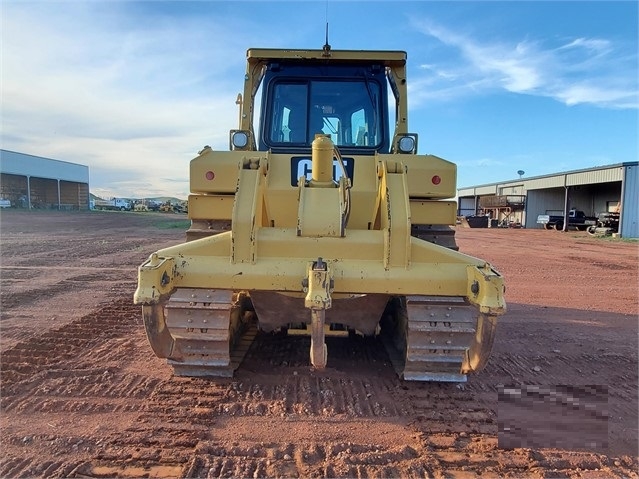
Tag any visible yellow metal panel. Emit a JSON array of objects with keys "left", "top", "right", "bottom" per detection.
[
  {"left": 231, "top": 167, "right": 266, "bottom": 264},
  {"left": 257, "top": 229, "right": 383, "bottom": 261},
  {"left": 259, "top": 152, "right": 299, "bottom": 228},
  {"left": 247, "top": 48, "right": 406, "bottom": 65},
  {"left": 410, "top": 200, "right": 457, "bottom": 225},
  {"left": 382, "top": 154, "right": 456, "bottom": 199},
  {"left": 134, "top": 254, "right": 175, "bottom": 304},
  {"left": 297, "top": 185, "right": 344, "bottom": 237},
  {"left": 262, "top": 153, "right": 380, "bottom": 230},
  {"left": 135, "top": 229, "right": 498, "bottom": 301},
  {"left": 383, "top": 167, "right": 411, "bottom": 269},
  {"left": 188, "top": 194, "right": 234, "bottom": 220},
  {"left": 304, "top": 260, "right": 332, "bottom": 310},
  {"left": 191, "top": 150, "right": 253, "bottom": 194},
  {"left": 466, "top": 264, "right": 507, "bottom": 315}
]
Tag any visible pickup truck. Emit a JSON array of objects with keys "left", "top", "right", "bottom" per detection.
[{"left": 537, "top": 209, "right": 597, "bottom": 231}]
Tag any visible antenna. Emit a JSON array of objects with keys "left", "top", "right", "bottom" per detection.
[
  {"left": 322, "top": 1, "right": 331, "bottom": 56},
  {"left": 322, "top": 23, "right": 331, "bottom": 56}
]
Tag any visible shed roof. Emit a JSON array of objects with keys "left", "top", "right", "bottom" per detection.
[
  {"left": 0, "top": 149, "right": 89, "bottom": 183},
  {"left": 458, "top": 162, "right": 638, "bottom": 196}
]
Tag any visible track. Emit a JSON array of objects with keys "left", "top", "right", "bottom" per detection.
[
  {"left": 144, "top": 288, "right": 256, "bottom": 377},
  {"left": 150, "top": 290, "right": 493, "bottom": 383},
  {"left": 382, "top": 296, "right": 495, "bottom": 382}
]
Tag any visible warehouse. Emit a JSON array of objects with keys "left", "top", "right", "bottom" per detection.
[
  {"left": 457, "top": 162, "right": 638, "bottom": 239},
  {"left": 0, "top": 149, "right": 90, "bottom": 210}
]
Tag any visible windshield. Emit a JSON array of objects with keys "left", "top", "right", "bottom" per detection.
[{"left": 266, "top": 79, "right": 382, "bottom": 148}]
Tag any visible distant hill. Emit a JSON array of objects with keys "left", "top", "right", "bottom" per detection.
[
  {"left": 146, "top": 197, "right": 185, "bottom": 204},
  {"left": 89, "top": 193, "right": 185, "bottom": 203}
]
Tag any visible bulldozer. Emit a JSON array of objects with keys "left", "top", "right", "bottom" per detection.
[
  {"left": 134, "top": 46, "right": 506, "bottom": 382},
  {"left": 158, "top": 201, "right": 174, "bottom": 213}
]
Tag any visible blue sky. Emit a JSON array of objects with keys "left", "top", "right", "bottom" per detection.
[{"left": 2, "top": 1, "right": 637, "bottom": 199}]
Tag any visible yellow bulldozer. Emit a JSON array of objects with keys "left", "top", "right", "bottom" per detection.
[
  {"left": 158, "top": 201, "right": 174, "bottom": 213},
  {"left": 134, "top": 46, "right": 506, "bottom": 382}
]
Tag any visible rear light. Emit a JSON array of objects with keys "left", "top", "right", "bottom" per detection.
[{"left": 432, "top": 175, "right": 441, "bottom": 185}]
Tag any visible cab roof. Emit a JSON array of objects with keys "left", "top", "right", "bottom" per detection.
[{"left": 246, "top": 48, "right": 407, "bottom": 67}]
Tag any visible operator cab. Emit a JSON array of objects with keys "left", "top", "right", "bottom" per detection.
[{"left": 258, "top": 62, "right": 390, "bottom": 155}]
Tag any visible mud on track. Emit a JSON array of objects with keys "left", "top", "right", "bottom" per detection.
[{"left": 1, "top": 210, "right": 637, "bottom": 478}]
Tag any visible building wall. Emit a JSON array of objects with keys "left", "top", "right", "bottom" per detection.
[
  {"left": 458, "top": 197, "right": 476, "bottom": 217},
  {"left": 61, "top": 181, "right": 89, "bottom": 210},
  {"left": 569, "top": 185, "right": 599, "bottom": 215},
  {"left": 499, "top": 185, "right": 524, "bottom": 195},
  {"left": 591, "top": 182, "right": 622, "bottom": 214},
  {"left": 525, "top": 188, "right": 566, "bottom": 228},
  {"left": 620, "top": 164, "right": 638, "bottom": 238},
  {"left": 566, "top": 167, "right": 624, "bottom": 186},
  {"left": 30, "top": 178, "right": 58, "bottom": 207}
]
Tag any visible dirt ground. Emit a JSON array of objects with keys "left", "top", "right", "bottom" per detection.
[{"left": 1, "top": 210, "right": 637, "bottom": 478}]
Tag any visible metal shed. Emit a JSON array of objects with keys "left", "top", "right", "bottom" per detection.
[
  {"left": 0, "top": 149, "right": 90, "bottom": 210},
  {"left": 458, "top": 162, "right": 638, "bottom": 239}
]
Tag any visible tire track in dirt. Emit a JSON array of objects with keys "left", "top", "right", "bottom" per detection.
[
  {"left": 1, "top": 234, "right": 150, "bottom": 266},
  {"left": 180, "top": 441, "right": 426, "bottom": 479},
  {"left": 0, "top": 295, "right": 137, "bottom": 390},
  {"left": 0, "top": 271, "right": 134, "bottom": 310},
  {"left": 0, "top": 457, "right": 88, "bottom": 479}
]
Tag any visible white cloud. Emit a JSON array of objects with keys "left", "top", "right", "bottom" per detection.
[
  {"left": 558, "top": 37, "right": 611, "bottom": 54},
  {"left": 553, "top": 83, "right": 637, "bottom": 109},
  {"left": 419, "top": 63, "right": 460, "bottom": 81},
  {"left": 1, "top": 3, "right": 251, "bottom": 198},
  {"left": 410, "top": 19, "right": 637, "bottom": 109},
  {"left": 456, "top": 157, "right": 507, "bottom": 169}
]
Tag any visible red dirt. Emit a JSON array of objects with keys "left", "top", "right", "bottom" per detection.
[{"left": 1, "top": 210, "right": 637, "bottom": 478}]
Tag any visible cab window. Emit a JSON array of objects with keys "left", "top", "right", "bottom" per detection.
[{"left": 266, "top": 79, "right": 381, "bottom": 148}]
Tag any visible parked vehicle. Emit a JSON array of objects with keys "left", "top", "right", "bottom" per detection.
[
  {"left": 158, "top": 201, "right": 174, "bottom": 213},
  {"left": 173, "top": 201, "right": 188, "bottom": 214},
  {"left": 146, "top": 200, "right": 162, "bottom": 212},
  {"left": 587, "top": 212, "right": 620, "bottom": 236},
  {"left": 537, "top": 209, "right": 597, "bottom": 231},
  {"left": 92, "top": 198, "right": 132, "bottom": 211},
  {"left": 0, "top": 198, "right": 11, "bottom": 208}
]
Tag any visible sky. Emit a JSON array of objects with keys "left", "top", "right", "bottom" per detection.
[{"left": 1, "top": 1, "right": 637, "bottom": 200}]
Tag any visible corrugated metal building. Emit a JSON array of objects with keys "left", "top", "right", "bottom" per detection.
[
  {"left": 0, "top": 149, "right": 90, "bottom": 210},
  {"left": 458, "top": 162, "right": 639, "bottom": 239}
]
